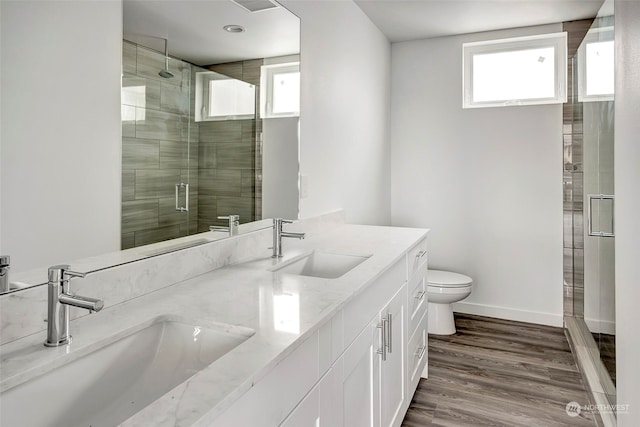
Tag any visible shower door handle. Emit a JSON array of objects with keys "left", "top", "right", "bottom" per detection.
[
  {"left": 587, "top": 194, "right": 614, "bottom": 237},
  {"left": 175, "top": 183, "right": 189, "bottom": 212}
]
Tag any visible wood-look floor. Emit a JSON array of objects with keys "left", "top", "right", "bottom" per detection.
[
  {"left": 594, "top": 332, "right": 616, "bottom": 385},
  {"left": 402, "top": 314, "right": 597, "bottom": 427}
]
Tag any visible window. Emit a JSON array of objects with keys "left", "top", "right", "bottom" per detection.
[
  {"left": 463, "top": 33, "right": 567, "bottom": 108},
  {"left": 207, "top": 78, "right": 255, "bottom": 119},
  {"left": 195, "top": 71, "right": 256, "bottom": 122},
  {"left": 578, "top": 27, "right": 614, "bottom": 102},
  {"left": 260, "top": 62, "right": 300, "bottom": 118}
]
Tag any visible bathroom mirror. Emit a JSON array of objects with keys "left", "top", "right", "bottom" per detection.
[{"left": 1, "top": 0, "right": 300, "bottom": 293}]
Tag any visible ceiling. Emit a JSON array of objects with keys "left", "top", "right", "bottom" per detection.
[
  {"left": 354, "top": 0, "right": 604, "bottom": 42},
  {"left": 123, "top": 0, "right": 300, "bottom": 66},
  {"left": 123, "top": 0, "right": 604, "bottom": 66}
]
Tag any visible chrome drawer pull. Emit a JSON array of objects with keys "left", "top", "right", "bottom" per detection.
[
  {"left": 386, "top": 313, "right": 392, "bottom": 354},
  {"left": 416, "top": 250, "right": 427, "bottom": 259},
  {"left": 376, "top": 318, "right": 388, "bottom": 361},
  {"left": 414, "top": 290, "right": 426, "bottom": 300}
]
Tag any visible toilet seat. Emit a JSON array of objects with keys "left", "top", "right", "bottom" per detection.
[{"left": 427, "top": 270, "right": 472, "bottom": 288}]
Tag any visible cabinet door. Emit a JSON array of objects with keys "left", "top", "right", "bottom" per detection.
[
  {"left": 379, "top": 284, "right": 406, "bottom": 427},
  {"left": 280, "top": 387, "right": 319, "bottom": 427},
  {"left": 280, "top": 361, "right": 345, "bottom": 427},
  {"left": 319, "top": 359, "right": 343, "bottom": 427},
  {"left": 341, "top": 316, "right": 381, "bottom": 427}
]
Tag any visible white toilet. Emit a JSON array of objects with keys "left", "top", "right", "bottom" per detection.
[{"left": 427, "top": 270, "right": 473, "bottom": 335}]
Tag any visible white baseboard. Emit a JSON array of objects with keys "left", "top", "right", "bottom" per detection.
[
  {"left": 585, "top": 318, "right": 616, "bottom": 335},
  {"left": 452, "top": 301, "right": 563, "bottom": 327}
]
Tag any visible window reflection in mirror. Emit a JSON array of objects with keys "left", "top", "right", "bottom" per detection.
[
  {"left": 578, "top": 26, "right": 614, "bottom": 102},
  {"left": 196, "top": 72, "right": 256, "bottom": 121}
]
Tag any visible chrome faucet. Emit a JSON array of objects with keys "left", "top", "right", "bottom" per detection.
[
  {"left": 272, "top": 218, "right": 305, "bottom": 258},
  {"left": 0, "top": 255, "right": 10, "bottom": 293},
  {"left": 210, "top": 214, "right": 240, "bottom": 236},
  {"left": 44, "top": 265, "right": 104, "bottom": 347}
]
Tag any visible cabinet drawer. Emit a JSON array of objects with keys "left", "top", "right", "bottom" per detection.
[
  {"left": 407, "top": 310, "right": 428, "bottom": 396},
  {"left": 407, "top": 238, "right": 428, "bottom": 281},
  {"left": 407, "top": 257, "right": 427, "bottom": 302},
  {"left": 408, "top": 274, "right": 427, "bottom": 338}
]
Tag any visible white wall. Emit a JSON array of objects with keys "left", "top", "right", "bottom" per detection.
[
  {"left": 390, "top": 24, "right": 564, "bottom": 326},
  {"left": 280, "top": 0, "right": 392, "bottom": 226},
  {"left": 0, "top": 1, "right": 122, "bottom": 274},
  {"left": 614, "top": 0, "right": 640, "bottom": 423},
  {"left": 0, "top": 0, "right": 392, "bottom": 276},
  {"left": 262, "top": 117, "right": 300, "bottom": 219}
]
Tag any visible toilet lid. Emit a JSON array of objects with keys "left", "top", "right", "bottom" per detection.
[{"left": 427, "top": 270, "right": 472, "bottom": 287}]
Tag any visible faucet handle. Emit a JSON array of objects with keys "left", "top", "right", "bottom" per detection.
[
  {"left": 48, "top": 265, "right": 86, "bottom": 283},
  {"left": 218, "top": 214, "right": 240, "bottom": 224},
  {"left": 273, "top": 218, "right": 294, "bottom": 226},
  {"left": 65, "top": 270, "right": 86, "bottom": 279}
]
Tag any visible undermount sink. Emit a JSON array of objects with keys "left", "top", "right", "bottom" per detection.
[
  {"left": 1, "top": 320, "right": 254, "bottom": 427},
  {"left": 273, "top": 251, "right": 371, "bottom": 279}
]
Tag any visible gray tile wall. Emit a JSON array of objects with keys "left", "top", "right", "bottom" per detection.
[
  {"left": 121, "top": 41, "right": 198, "bottom": 249},
  {"left": 197, "top": 59, "right": 264, "bottom": 232},
  {"left": 562, "top": 19, "right": 593, "bottom": 318},
  {"left": 121, "top": 45, "right": 265, "bottom": 246}
]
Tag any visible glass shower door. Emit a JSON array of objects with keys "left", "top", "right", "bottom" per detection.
[
  {"left": 579, "top": 11, "right": 616, "bottom": 407},
  {"left": 121, "top": 41, "right": 196, "bottom": 249}
]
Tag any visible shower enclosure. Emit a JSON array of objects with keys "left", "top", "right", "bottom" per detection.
[
  {"left": 563, "top": 1, "right": 616, "bottom": 423},
  {"left": 120, "top": 41, "right": 263, "bottom": 249}
]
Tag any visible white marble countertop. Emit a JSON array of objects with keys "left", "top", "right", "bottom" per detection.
[{"left": 0, "top": 223, "right": 428, "bottom": 426}]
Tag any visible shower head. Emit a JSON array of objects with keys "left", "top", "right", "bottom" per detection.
[{"left": 159, "top": 38, "right": 174, "bottom": 79}]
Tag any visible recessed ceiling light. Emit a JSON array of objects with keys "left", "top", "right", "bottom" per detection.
[{"left": 223, "top": 25, "right": 246, "bottom": 33}]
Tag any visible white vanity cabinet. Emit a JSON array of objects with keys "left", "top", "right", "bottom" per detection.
[
  {"left": 211, "top": 236, "right": 428, "bottom": 427},
  {"left": 404, "top": 237, "right": 429, "bottom": 405},
  {"left": 210, "top": 330, "right": 321, "bottom": 427},
  {"left": 279, "top": 364, "right": 342, "bottom": 427},
  {"left": 339, "top": 314, "right": 381, "bottom": 427},
  {"left": 378, "top": 284, "right": 407, "bottom": 427},
  {"left": 333, "top": 282, "right": 407, "bottom": 427},
  {"left": 282, "top": 282, "right": 408, "bottom": 427}
]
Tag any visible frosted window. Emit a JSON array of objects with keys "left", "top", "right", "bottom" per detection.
[
  {"left": 463, "top": 33, "right": 567, "bottom": 108},
  {"left": 472, "top": 47, "right": 555, "bottom": 102},
  {"left": 577, "top": 26, "right": 614, "bottom": 102},
  {"left": 585, "top": 41, "right": 614, "bottom": 97},
  {"left": 260, "top": 62, "right": 300, "bottom": 118},
  {"left": 272, "top": 72, "right": 300, "bottom": 115},
  {"left": 208, "top": 79, "right": 255, "bottom": 118}
]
